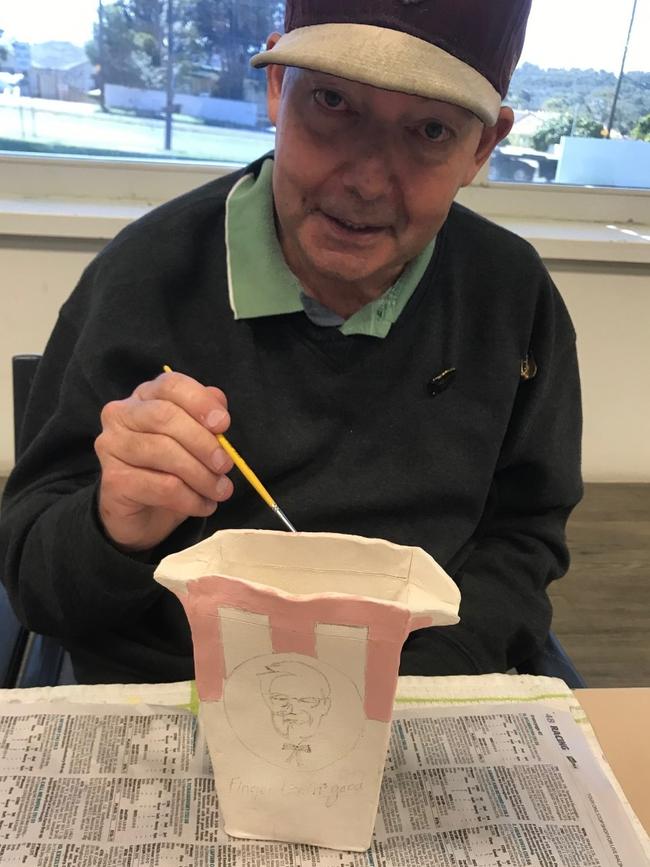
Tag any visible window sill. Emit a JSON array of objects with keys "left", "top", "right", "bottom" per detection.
[
  {"left": 1, "top": 194, "right": 649, "bottom": 265},
  {"left": 487, "top": 217, "right": 650, "bottom": 265},
  {"left": 0, "top": 196, "right": 149, "bottom": 241}
]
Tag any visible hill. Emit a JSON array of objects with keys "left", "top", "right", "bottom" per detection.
[{"left": 507, "top": 63, "right": 650, "bottom": 134}]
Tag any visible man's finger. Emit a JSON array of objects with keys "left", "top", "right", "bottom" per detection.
[
  {"left": 134, "top": 371, "right": 230, "bottom": 432},
  {"left": 102, "top": 398, "right": 234, "bottom": 474},
  {"left": 101, "top": 462, "right": 222, "bottom": 519},
  {"left": 96, "top": 430, "right": 234, "bottom": 504}
]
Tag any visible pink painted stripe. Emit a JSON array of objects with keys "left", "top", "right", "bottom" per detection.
[
  {"left": 179, "top": 591, "right": 226, "bottom": 702},
  {"left": 180, "top": 575, "right": 422, "bottom": 721}
]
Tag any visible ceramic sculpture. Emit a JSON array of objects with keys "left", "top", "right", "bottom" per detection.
[{"left": 154, "top": 529, "right": 460, "bottom": 851}]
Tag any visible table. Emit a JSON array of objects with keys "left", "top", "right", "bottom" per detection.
[
  {"left": 1, "top": 675, "right": 648, "bottom": 859},
  {"left": 576, "top": 687, "right": 650, "bottom": 836}
]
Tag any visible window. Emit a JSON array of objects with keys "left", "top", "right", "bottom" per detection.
[
  {"left": 0, "top": 1, "right": 649, "bottom": 196},
  {"left": 0, "top": 0, "right": 282, "bottom": 165},
  {"left": 488, "top": 0, "right": 650, "bottom": 189}
]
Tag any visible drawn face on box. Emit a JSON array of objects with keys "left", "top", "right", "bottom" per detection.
[
  {"left": 260, "top": 661, "right": 332, "bottom": 740},
  {"left": 224, "top": 653, "right": 365, "bottom": 771}
]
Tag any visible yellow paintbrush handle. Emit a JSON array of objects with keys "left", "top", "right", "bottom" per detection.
[{"left": 215, "top": 433, "right": 276, "bottom": 509}]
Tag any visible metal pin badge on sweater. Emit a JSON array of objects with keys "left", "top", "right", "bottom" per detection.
[
  {"left": 427, "top": 368, "right": 457, "bottom": 397},
  {"left": 520, "top": 354, "right": 538, "bottom": 381}
]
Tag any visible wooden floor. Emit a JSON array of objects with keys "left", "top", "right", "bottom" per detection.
[
  {"left": 549, "top": 483, "right": 650, "bottom": 688},
  {"left": 0, "top": 480, "right": 648, "bottom": 687}
]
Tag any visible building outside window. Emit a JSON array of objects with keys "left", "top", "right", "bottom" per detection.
[{"left": 0, "top": 0, "right": 649, "bottom": 189}]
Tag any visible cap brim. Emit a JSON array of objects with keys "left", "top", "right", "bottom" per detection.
[{"left": 251, "top": 23, "right": 501, "bottom": 126}]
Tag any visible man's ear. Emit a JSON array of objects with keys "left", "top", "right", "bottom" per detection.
[
  {"left": 265, "top": 32, "right": 285, "bottom": 126},
  {"left": 461, "top": 107, "right": 515, "bottom": 186}
]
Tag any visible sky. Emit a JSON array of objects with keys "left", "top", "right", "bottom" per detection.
[
  {"left": 521, "top": 0, "right": 649, "bottom": 73},
  {"left": 0, "top": 0, "right": 649, "bottom": 73}
]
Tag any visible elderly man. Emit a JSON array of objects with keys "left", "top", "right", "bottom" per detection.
[{"left": 0, "top": 0, "right": 582, "bottom": 684}]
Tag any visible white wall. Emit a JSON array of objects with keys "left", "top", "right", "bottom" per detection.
[
  {"left": 546, "top": 260, "right": 649, "bottom": 482},
  {"left": 1, "top": 234, "right": 649, "bottom": 481},
  {"left": 105, "top": 84, "right": 258, "bottom": 126}
]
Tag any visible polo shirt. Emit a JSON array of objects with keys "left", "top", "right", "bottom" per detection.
[{"left": 225, "top": 157, "right": 435, "bottom": 338}]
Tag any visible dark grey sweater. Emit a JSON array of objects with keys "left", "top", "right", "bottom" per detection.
[{"left": 0, "top": 156, "right": 582, "bottom": 684}]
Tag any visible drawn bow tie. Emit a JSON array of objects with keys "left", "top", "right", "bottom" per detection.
[{"left": 283, "top": 742, "right": 312, "bottom": 753}]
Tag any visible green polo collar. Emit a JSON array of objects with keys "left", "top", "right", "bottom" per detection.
[{"left": 226, "top": 158, "right": 435, "bottom": 338}]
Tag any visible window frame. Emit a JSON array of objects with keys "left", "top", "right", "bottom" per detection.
[
  {"left": 1, "top": 151, "right": 649, "bottom": 264},
  {"left": 2, "top": 148, "right": 649, "bottom": 220}
]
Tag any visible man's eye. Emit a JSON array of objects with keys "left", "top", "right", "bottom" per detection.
[
  {"left": 314, "top": 89, "right": 347, "bottom": 111},
  {"left": 421, "top": 121, "right": 452, "bottom": 142}
]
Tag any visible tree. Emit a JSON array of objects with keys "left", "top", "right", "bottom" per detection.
[
  {"left": 86, "top": 0, "right": 208, "bottom": 93},
  {"left": 609, "top": 77, "right": 650, "bottom": 135},
  {"left": 509, "top": 88, "right": 533, "bottom": 110},
  {"left": 631, "top": 114, "right": 650, "bottom": 142},
  {"left": 532, "top": 114, "right": 604, "bottom": 152},
  {"left": 0, "top": 28, "right": 5, "bottom": 64},
  {"left": 86, "top": 0, "right": 283, "bottom": 101},
  {"left": 86, "top": 0, "right": 168, "bottom": 90},
  {"left": 191, "top": 0, "right": 284, "bottom": 100},
  {"left": 542, "top": 96, "right": 571, "bottom": 114}
]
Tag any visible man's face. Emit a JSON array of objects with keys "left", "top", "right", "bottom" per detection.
[
  {"left": 267, "top": 59, "right": 512, "bottom": 298},
  {"left": 266, "top": 673, "right": 330, "bottom": 740}
]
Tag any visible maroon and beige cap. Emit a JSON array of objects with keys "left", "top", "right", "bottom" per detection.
[{"left": 251, "top": 0, "right": 532, "bottom": 126}]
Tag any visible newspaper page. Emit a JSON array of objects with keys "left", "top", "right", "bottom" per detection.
[{"left": 0, "top": 700, "right": 647, "bottom": 866}]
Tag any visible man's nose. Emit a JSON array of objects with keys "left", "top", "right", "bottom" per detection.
[{"left": 340, "top": 141, "right": 394, "bottom": 203}]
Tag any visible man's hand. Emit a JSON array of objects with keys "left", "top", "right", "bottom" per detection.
[{"left": 95, "top": 371, "right": 234, "bottom": 552}]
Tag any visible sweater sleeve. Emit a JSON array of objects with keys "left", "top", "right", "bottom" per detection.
[
  {"left": 400, "top": 277, "right": 583, "bottom": 676},
  {"left": 0, "top": 288, "right": 206, "bottom": 644},
  {"left": 0, "top": 170, "right": 239, "bottom": 654}
]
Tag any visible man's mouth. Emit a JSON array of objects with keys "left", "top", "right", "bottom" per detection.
[{"left": 321, "top": 211, "right": 388, "bottom": 235}]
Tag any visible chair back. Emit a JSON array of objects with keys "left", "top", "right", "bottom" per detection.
[
  {"left": 1, "top": 354, "right": 73, "bottom": 688},
  {"left": 12, "top": 355, "right": 42, "bottom": 458},
  {"left": 0, "top": 594, "right": 28, "bottom": 688}
]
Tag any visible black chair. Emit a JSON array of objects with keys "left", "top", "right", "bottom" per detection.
[
  {"left": 0, "top": 354, "right": 41, "bottom": 688},
  {"left": 0, "top": 589, "right": 29, "bottom": 689},
  {"left": 2, "top": 354, "right": 586, "bottom": 689},
  {"left": 517, "top": 630, "right": 586, "bottom": 688},
  {"left": 0, "top": 354, "right": 73, "bottom": 688}
]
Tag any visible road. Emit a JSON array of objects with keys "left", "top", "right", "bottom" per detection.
[{"left": 0, "top": 95, "right": 276, "bottom": 163}]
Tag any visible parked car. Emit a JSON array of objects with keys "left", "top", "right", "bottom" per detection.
[
  {"left": 525, "top": 152, "right": 558, "bottom": 182},
  {"left": 489, "top": 147, "right": 559, "bottom": 183},
  {"left": 489, "top": 148, "right": 537, "bottom": 182}
]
